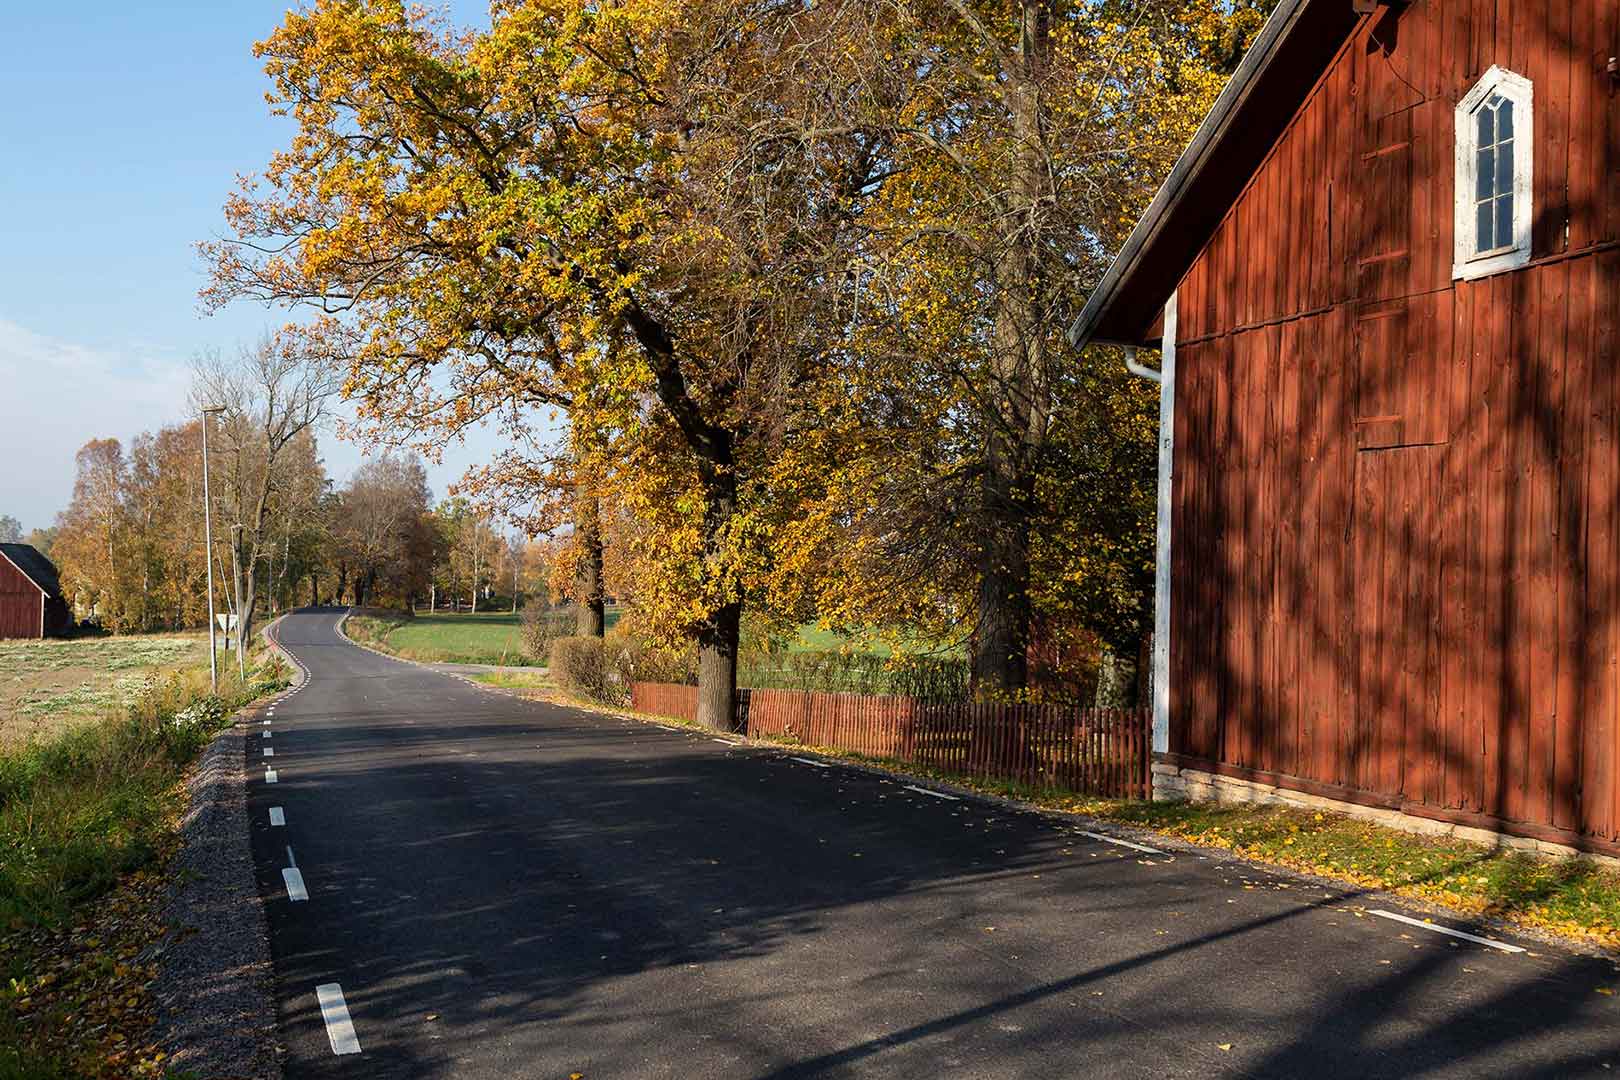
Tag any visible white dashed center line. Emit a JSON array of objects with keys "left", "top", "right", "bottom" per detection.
[
  {"left": 711, "top": 738, "right": 740, "bottom": 747},
  {"left": 282, "top": 867, "right": 308, "bottom": 901},
  {"left": 263, "top": 731, "right": 272, "bottom": 739},
  {"left": 265, "top": 769, "right": 278, "bottom": 784},
  {"left": 902, "top": 784, "right": 959, "bottom": 801},
  {"left": 1369, "top": 909, "right": 1525, "bottom": 953},
  {"left": 315, "top": 983, "right": 362, "bottom": 1055},
  {"left": 269, "top": 807, "right": 285, "bottom": 826},
  {"left": 263, "top": 747, "right": 275, "bottom": 757},
  {"left": 789, "top": 756, "right": 831, "bottom": 768},
  {"left": 1077, "top": 830, "right": 1164, "bottom": 855}
]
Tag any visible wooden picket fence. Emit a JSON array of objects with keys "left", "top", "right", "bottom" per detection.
[{"left": 629, "top": 682, "right": 1150, "bottom": 799}]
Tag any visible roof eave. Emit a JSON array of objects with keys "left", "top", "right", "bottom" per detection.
[
  {"left": 1068, "top": 0, "right": 1321, "bottom": 350},
  {"left": 0, "top": 548, "right": 50, "bottom": 599}
]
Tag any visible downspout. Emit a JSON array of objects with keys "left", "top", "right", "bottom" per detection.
[{"left": 1123, "top": 294, "right": 1177, "bottom": 764}]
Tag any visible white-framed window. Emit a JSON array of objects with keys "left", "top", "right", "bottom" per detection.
[{"left": 1453, "top": 66, "right": 1533, "bottom": 281}]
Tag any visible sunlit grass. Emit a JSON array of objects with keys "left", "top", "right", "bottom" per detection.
[{"left": 347, "top": 611, "right": 538, "bottom": 666}]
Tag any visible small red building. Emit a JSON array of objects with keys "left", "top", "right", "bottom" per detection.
[
  {"left": 0, "top": 543, "right": 71, "bottom": 639},
  {"left": 1074, "top": 0, "right": 1620, "bottom": 856}
]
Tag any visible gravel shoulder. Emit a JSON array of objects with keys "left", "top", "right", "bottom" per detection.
[
  {"left": 151, "top": 623, "right": 301, "bottom": 1080},
  {"left": 151, "top": 717, "right": 282, "bottom": 1080}
]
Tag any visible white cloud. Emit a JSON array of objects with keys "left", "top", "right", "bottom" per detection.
[
  {"left": 0, "top": 316, "right": 552, "bottom": 535},
  {"left": 0, "top": 317, "right": 193, "bottom": 532}
]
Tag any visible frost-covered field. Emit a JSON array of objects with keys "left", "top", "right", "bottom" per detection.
[{"left": 0, "top": 635, "right": 205, "bottom": 742}]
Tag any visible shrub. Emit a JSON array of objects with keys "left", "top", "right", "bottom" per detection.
[
  {"left": 521, "top": 605, "right": 577, "bottom": 663},
  {"left": 550, "top": 636, "right": 615, "bottom": 703},
  {"left": 607, "top": 632, "right": 698, "bottom": 688}
]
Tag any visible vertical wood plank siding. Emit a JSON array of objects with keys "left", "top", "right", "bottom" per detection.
[
  {"left": 0, "top": 557, "right": 43, "bottom": 639},
  {"left": 629, "top": 682, "right": 1151, "bottom": 799},
  {"left": 1169, "top": 0, "right": 1620, "bottom": 854}
]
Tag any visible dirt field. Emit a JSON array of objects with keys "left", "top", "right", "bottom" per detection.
[{"left": 0, "top": 634, "right": 206, "bottom": 744}]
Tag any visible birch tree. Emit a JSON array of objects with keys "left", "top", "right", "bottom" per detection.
[{"left": 192, "top": 334, "right": 341, "bottom": 654}]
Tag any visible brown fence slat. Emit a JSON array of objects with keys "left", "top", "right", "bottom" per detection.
[{"left": 629, "top": 682, "right": 1151, "bottom": 800}]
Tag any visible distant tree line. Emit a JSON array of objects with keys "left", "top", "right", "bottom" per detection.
[{"left": 39, "top": 342, "right": 550, "bottom": 636}]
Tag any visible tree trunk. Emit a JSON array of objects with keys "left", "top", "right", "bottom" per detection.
[
  {"left": 236, "top": 553, "right": 257, "bottom": 661},
  {"left": 694, "top": 465, "right": 741, "bottom": 731},
  {"left": 971, "top": 0, "right": 1049, "bottom": 700},
  {"left": 971, "top": 512, "right": 1032, "bottom": 697},
  {"left": 1093, "top": 644, "right": 1138, "bottom": 708},
  {"left": 575, "top": 493, "right": 606, "bottom": 637},
  {"left": 697, "top": 601, "right": 742, "bottom": 732}
]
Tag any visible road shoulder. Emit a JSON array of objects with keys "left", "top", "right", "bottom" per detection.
[{"left": 152, "top": 622, "right": 302, "bottom": 1079}]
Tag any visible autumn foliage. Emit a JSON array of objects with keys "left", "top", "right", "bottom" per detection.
[{"left": 205, "top": 0, "right": 1275, "bottom": 717}]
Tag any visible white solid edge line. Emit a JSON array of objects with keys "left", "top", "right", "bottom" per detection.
[
  {"left": 282, "top": 866, "right": 308, "bottom": 901},
  {"left": 269, "top": 807, "right": 286, "bottom": 826},
  {"left": 1078, "top": 830, "right": 1165, "bottom": 855},
  {"left": 265, "top": 769, "right": 278, "bottom": 784},
  {"left": 316, "top": 983, "right": 363, "bottom": 1055},
  {"left": 789, "top": 756, "right": 831, "bottom": 768},
  {"left": 902, "top": 784, "right": 960, "bottom": 801},
  {"left": 1369, "top": 908, "right": 1526, "bottom": 953}
]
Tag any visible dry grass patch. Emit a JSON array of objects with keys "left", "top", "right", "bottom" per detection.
[{"left": 0, "top": 636, "right": 205, "bottom": 746}]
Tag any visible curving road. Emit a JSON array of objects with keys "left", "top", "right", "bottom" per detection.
[{"left": 251, "top": 608, "right": 1619, "bottom": 1078}]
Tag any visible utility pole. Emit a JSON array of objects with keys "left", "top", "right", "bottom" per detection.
[{"left": 201, "top": 406, "right": 225, "bottom": 693}]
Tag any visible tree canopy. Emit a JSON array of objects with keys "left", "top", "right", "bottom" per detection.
[{"left": 203, "top": 0, "right": 1276, "bottom": 714}]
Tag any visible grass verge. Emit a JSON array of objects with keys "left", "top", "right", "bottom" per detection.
[
  {"left": 468, "top": 670, "right": 554, "bottom": 693},
  {"left": 0, "top": 646, "right": 290, "bottom": 1077}
]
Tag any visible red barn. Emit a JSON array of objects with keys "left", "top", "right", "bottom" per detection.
[
  {"left": 0, "top": 543, "right": 71, "bottom": 639},
  {"left": 1074, "top": 0, "right": 1620, "bottom": 857}
]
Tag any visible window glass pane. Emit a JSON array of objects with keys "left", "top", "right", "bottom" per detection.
[
  {"left": 1497, "top": 98, "right": 1514, "bottom": 141},
  {"left": 1496, "top": 140, "right": 1514, "bottom": 194},
  {"left": 1496, "top": 192, "right": 1514, "bottom": 249},
  {"left": 1477, "top": 148, "right": 1495, "bottom": 200},
  {"left": 1477, "top": 200, "right": 1495, "bottom": 253},
  {"left": 1477, "top": 103, "right": 1495, "bottom": 145}
]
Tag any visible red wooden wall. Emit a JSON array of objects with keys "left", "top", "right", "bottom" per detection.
[
  {"left": 1168, "top": 0, "right": 1620, "bottom": 852},
  {"left": 0, "top": 556, "right": 43, "bottom": 639}
]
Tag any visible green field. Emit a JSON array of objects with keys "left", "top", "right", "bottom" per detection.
[{"left": 348, "top": 611, "right": 537, "bottom": 666}]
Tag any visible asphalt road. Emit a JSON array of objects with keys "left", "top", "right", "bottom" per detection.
[{"left": 252, "top": 608, "right": 1620, "bottom": 1078}]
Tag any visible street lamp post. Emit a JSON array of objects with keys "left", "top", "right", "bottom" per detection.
[{"left": 201, "top": 406, "right": 225, "bottom": 693}]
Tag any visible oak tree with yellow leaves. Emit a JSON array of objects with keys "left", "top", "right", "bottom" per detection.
[{"left": 206, "top": 0, "right": 911, "bottom": 726}]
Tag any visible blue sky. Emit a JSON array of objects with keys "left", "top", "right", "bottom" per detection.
[{"left": 0, "top": 2, "right": 499, "bottom": 533}]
